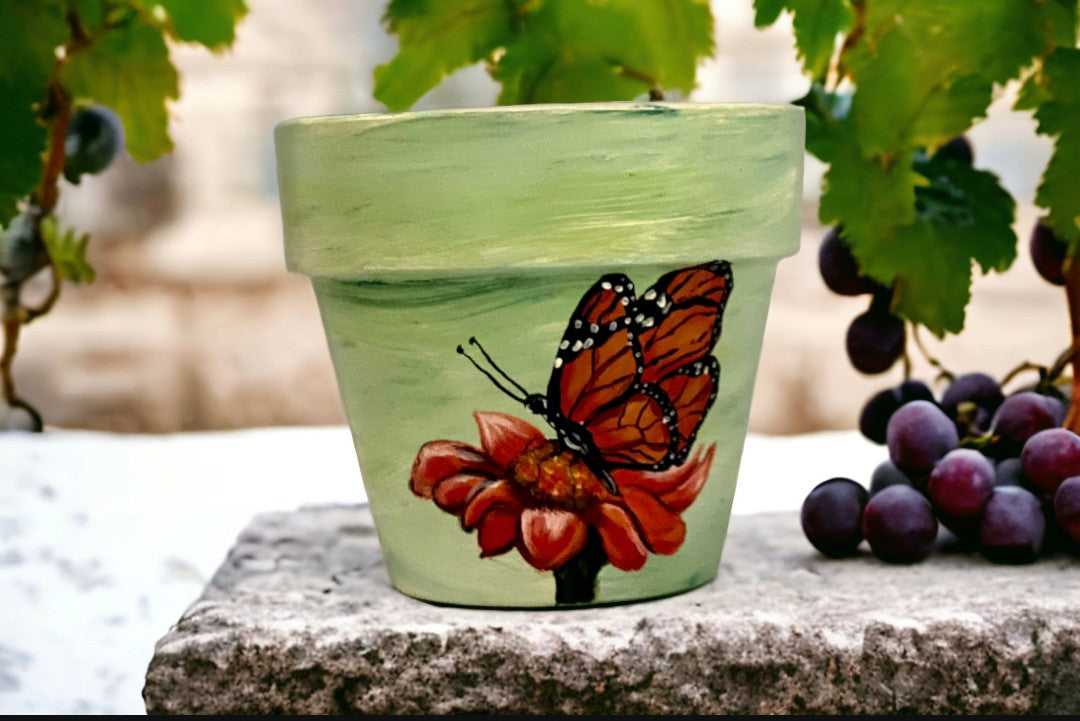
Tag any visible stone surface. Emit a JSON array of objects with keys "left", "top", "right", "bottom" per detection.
[{"left": 144, "top": 505, "right": 1080, "bottom": 714}]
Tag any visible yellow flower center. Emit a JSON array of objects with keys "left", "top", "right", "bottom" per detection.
[{"left": 507, "top": 440, "right": 607, "bottom": 512}]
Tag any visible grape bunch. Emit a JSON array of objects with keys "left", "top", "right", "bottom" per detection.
[
  {"left": 802, "top": 390, "right": 1080, "bottom": 564},
  {"left": 804, "top": 156, "right": 1080, "bottom": 562}
]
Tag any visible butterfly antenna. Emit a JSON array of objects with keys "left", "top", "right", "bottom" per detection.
[
  {"left": 457, "top": 344, "right": 527, "bottom": 403},
  {"left": 467, "top": 337, "right": 530, "bottom": 397}
]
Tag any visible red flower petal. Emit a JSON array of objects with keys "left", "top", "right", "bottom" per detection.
[
  {"left": 410, "top": 440, "right": 500, "bottom": 499},
  {"left": 477, "top": 506, "right": 520, "bottom": 558},
  {"left": 620, "top": 487, "right": 686, "bottom": 555},
  {"left": 518, "top": 508, "right": 588, "bottom": 570},
  {"left": 586, "top": 503, "right": 648, "bottom": 571},
  {"left": 613, "top": 444, "right": 715, "bottom": 512},
  {"left": 474, "top": 411, "right": 545, "bottom": 469},
  {"left": 431, "top": 473, "right": 489, "bottom": 513},
  {"left": 461, "top": 480, "right": 520, "bottom": 530}
]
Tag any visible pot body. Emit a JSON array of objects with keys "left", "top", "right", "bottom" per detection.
[{"left": 276, "top": 103, "right": 804, "bottom": 607}]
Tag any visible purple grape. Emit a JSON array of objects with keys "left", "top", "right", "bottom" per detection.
[
  {"left": 1030, "top": 221, "right": 1067, "bottom": 286},
  {"left": 990, "top": 391, "right": 1066, "bottom": 457},
  {"left": 846, "top": 305, "right": 905, "bottom": 375},
  {"left": 859, "top": 380, "right": 935, "bottom": 444},
  {"left": 1020, "top": 428, "right": 1080, "bottom": 499},
  {"left": 994, "top": 457, "right": 1026, "bottom": 487},
  {"left": 887, "top": 400, "right": 959, "bottom": 475},
  {"left": 980, "top": 486, "right": 1046, "bottom": 563},
  {"left": 801, "top": 477, "right": 868, "bottom": 558},
  {"left": 927, "top": 448, "right": 995, "bottom": 518},
  {"left": 934, "top": 135, "right": 974, "bottom": 164},
  {"left": 862, "top": 485, "right": 938, "bottom": 563},
  {"left": 818, "top": 226, "right": 880, "bottom": 296},
  {"left": 940, "top": 372, "right": 1003, "bottom": 422},
  {"left": 1053, "top": 476, "right": 1080, "bottom": 545},
  {"left": 869, "top": 459, "right": 913, "bottom": 496}
]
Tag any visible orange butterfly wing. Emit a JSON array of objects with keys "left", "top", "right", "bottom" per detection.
[{"left": 547, "top": 262, "right": 731, "bottom": 472}]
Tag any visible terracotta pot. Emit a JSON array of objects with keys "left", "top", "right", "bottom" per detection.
[{"left": 276, "top": 102, "right": 804, "bottom": 607}]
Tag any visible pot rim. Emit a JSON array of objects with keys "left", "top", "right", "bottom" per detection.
[{"left": 276, "top": 101, "right": 803, "bottom": 131}]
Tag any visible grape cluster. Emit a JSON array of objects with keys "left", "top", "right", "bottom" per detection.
[
  {"left": 802, "top": 374, "right": 1080, "bottom": 564},
  {"left": 804, "top": 171, "right": 1080, "bottom": 563}
]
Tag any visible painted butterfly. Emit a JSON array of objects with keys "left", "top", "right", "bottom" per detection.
[{"left": 459, "top": 260, "right": 734, "bottom": 494}]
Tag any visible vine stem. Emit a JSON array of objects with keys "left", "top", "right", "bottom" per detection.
[
  {"left": 910, "top": 323, "right": 954, "bottom": 384},
  {"left": 1063, "top": 257, "right": 1080, "bottom": 433},
  {"left": 0, "top": 13, "right": 79, "bottom": 430}
]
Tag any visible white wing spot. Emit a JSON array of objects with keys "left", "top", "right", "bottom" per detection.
[
  {"left": 634, "top": 313, "right": 645, "bottom": 323},
  {"left": 620, "top": 297, "right": 629, "bottom": 306},
  {"left": 589, "top": 323, "right": 599, "bottom": 333},
  {"left": 583, "top": 338, "right": 594, "bottom": 349},
  {"left": 644, "top": 289, "right": 657, "bottom": 301},
  {"left": 554, "top": 357, "right": 563, "bottom": 369},
  {"left": 560, "top": 340, "right": 569, "bottom": 350},
  {"left": 601, "top": 281, "right": 612, "bottom": 290},
  {"left": 572, "top": 340, "right": 584, "bottom": 352},
  {"left": 608, "top": 321, "right": 618, "bottom": 331},
  {"left": 614, "top": 285, "right": 624, "bottom": 293},
  {"left": 642, "top": 318, "right": 655, "bottom": 328},
  {"left": 574, "top": 320, "right": 582, "bottom": 329}
]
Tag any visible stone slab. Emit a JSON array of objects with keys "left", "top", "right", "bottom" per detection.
[{"left": 143, "top": 504, "right": 1080, "bottom": 714}]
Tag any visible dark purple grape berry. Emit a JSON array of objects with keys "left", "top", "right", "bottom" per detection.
[
  {"left": 818, "top": 226, "right": 880, "bottom": 296},
  {"left": 1020, "top": 428, "right": 1080, "bottom": 499},
  {"left": 990, "top": 391, "right": 1066, "bottom": 457},
  {"left": 940, "top": 372, "right": 1003, "bottom": 421},
  {"left": 859, "top": 380, "right": 935, "bottom": 445},
  {"left": 64, "top": 105, "right": 123, "bottom": 184},
  {"left": 0, "top": 207, "right": 47, "bottom": 283},
  {"left": 927, "top": 448, "right": 995, "bottom": 518},
  {"left": 980, "top": 486, "right": 1046, "bottom": 563},
  {"left": 801, "top": 477, "right": 869, "bottom": 558},
  {"left": 869, "top": 459, "right": 913, "bottom": 496},
  {"left": 862, "top": 485, "right": 938, "bottom": 563},
  {"left": 887, "top": 400, "right": 959, "bottom": 475},
  {"left": 846, "top": 306, "right": 905, "bottom": 375},
  {"left": 934, "top": 135, "right": 974, "bottom": 164},
  {"left": 1053, "top": 476, "right": 1080, "bottom": 545},
  {"left": 1030, "top": 221, "right": 1067, "bottom": 287},
  {"left": 994, "top": 457, "right": 1026, "bottom": 487}
]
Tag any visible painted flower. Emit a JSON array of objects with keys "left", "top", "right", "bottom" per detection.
[{"left": 409, "top": 410, "right": 715, "bottom": 573}]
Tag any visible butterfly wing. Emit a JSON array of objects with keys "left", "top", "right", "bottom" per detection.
[
  {"left": 635, "top": 260, "right": 733, "bottom": 386},
  {"left": 657, "top": 355, "right": 720, "bottom": 463},
  {"left": 546, "top": 262, "right": 731, "bottom": 474},
  {"left": 546, "top": 274, "right": 642, "bottom": 431},
  {"left": 632, "top": 261, "right": 732, "bottom": 464}
]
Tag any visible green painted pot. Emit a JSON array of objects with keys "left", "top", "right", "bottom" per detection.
[{"left": 276, "top": 102, "right": 803, "bottom": 608}]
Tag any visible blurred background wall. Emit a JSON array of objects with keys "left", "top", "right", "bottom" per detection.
[{"left": 18, "top": 0, "right": 1065, "bottom": 434}]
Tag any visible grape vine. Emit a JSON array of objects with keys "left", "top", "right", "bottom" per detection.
[{"left": 0, "top": 0, "right": 246, "bottom": 430}]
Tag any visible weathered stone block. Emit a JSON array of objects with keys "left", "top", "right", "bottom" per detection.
[{"left": 143, "top": 505, "right": 1080, "bottom": 714}]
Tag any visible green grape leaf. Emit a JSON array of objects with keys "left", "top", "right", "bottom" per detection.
[
  {"left": 821, "top": 132, "right": 1016, "bottom": 336},
  {"left": 374, "top": 0, "right": 514, "bottom": 112},
  {"left": 41, "top": 216, "right": 96, "bottom": 284},
  {"left": 794, "top": 83, "right": 850, "bottom": 161},
  {"left": 818, "top": 127, "right": 916, "bottom": 253},
  {"left": 150, "top": 0, "right": 248, "bottom": 50},
  {"left": 493, "top": 0, "right": 714, "bottom": 104},
  {"left": 0, "top": 1, "right": 68, "bottom": 224},
  {"left": 1032, "top": 47, "right": 1080, "bottom": 244},
  {"left": 754, "top": 0, "right": 852, "bottom": 81},
  {"left": 847, "top": 0, "right": 1054, "bottom": 156},
  {"left": 60, "top": 15, "right": 179, "bottom": 162},
  {"left": 752, "top": 0, "right": 785, "bottom": 28}
]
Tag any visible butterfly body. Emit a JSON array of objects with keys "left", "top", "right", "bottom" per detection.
[{"left": 460, "top": 260, "right": 733, "bottom": 496}]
